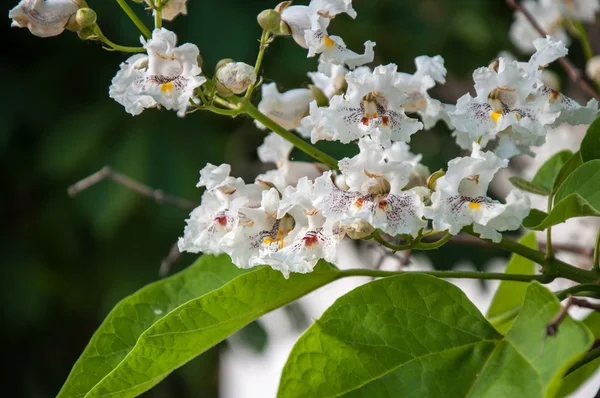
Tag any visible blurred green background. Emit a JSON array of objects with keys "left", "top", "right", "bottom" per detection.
[{"left": 3, "top": 0, "right": 586, "bottom": 396}]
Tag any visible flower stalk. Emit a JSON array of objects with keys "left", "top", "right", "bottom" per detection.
[{"left": 115, "top": 0, "right": 152, "bottom": 38}]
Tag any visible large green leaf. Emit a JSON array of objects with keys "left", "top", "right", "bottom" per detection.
[
  {"left": 553, "top": 151, "right": 583, "bottom": 193},
  {"left": 532, "top": 150, "right": 573, "bottom": 193},
  {"left": 278, "top": 275, "right": 593, "bottom": 398},
  {"left": 57, "top": 254, "right": 247, "bottom": 398},
  {"left": 581, "top": 117, "right": 600, "bottom": 163},
  {"left": 83, "top": 261, "right": 339, "bottom": 398},
  {"left": 486, "top": 232, "right": 537, "bottom": 333},
  {"left": 523, "top": 160, "right": 600, "bottom": 230},
  {"left": 557, "top": 312, "right": 600, "bottom": 397}
]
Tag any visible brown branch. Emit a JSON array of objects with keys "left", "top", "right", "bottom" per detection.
[
  {"left": 68, "top": 166, "right": 197, "bottom": 211},
  {"left": 506, "top": 0, "right": 600, "bottom": 101},
  {"left": 547, "top": 296, "right": 600, "bottom": 336},
  {"left": 449, "top": 233, "right": 594, "bottom": 258},
  {"left": 159, "top": 241, "right": 182, "bottom": 277}
]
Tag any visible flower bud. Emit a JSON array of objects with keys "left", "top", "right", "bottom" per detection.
[
  {"left": 215, "top": 58, "right": 235, "bottom": 72},
  {"left": 273, "top": 20, "right": 291, "bottom": 36},
  {"left": 586, "top": 55, "right": 600, "bottom": 82},
  {"left": 75, "top": 8, "right": 97, "bottom": 28},
  {"left": 217, "top": 62, "right": 257, "bottom": 95},
  {"left": 77, "top": 26, "right": 97, "bottom": 41},
  {"left": 257, "top": 9, "right": 281, "bottom": 31}
]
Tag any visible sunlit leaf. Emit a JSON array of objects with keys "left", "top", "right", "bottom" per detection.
[{"left": 278, "top": 276, "right": 592, "bottom": 398}]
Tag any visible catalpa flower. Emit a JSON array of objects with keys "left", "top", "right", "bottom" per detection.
[
  {"left": 303, "top": 64, "right": 423, "bottom": 146},
  {"left": 509, "top": 0, "right": 569, "bottom": 54},
  {"left": 255, "top": 83, "right": 315, "bottom": 136},
  {"left": 267, "top": 178, "right": 338, "bottom": 277},
  {"left": 280, "top": 0, "right": 375, "bottom": 69},
  {"left": 314, "top": 136, "right": 427, "bottom": 237},
  {"left": 9, "top": 0, "right": 79, "bottom": 38},
  {"left": 307, "top": 59, "right": 349, "bottom": 99},
  {"left": 178, "top": 164, "right": 267, "bottom": 255},
  {"left": 424, "top": 143, "right": 530, "bottom": 243},
  {"left": 109, "top": 28, "right": 205, "bottom": 117},
  {"left": 396, "top": 55, "right": 452, "bottom": 129},
  {"left": 450, "top": 36, "right": 598, "bottom": 158},
  {"left": 256, "top": 133, "right": 326, "bottom": 191},
  {"left": 160, "top": 0, "right": 188, "bottom": 21}
]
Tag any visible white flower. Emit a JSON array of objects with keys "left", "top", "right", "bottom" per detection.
[
  {"left": 178, "top": 163, "right": 266, "bottom": 255},
  {"left": 303, "top": 64, "right": 423, "bottom": 146},
  {"left": 255, "top": 83, "right": 315, "bottom": 135},
  {"left": 256, "top": 133, "right": 326, "bottom": 191},
  {"left": 217, "top": 62, "right": 257, "bottom": 94},
  {"left": 160, "top": 0, "right": 187, "bottom": 21},
  {"left": 266, "top": 178, "right": 339, "bottom": 277},
  {"left": 396, "top": 55, "right": 452, "bottom": 129},
  {"left": 509, "top": 1, "right": 570, "bottom": 54},
  {"left": 9, "top": 0, "right": 79, "bottom": 38},
  {"left": 424, "top": 143, "right": 530, "bottom": 242},
  {"left": 450, "top": 36, "right": 597, "bottom": 158},
  {"left": 280, "top": 1, "right": 374, "bottom": 69},
  {"left": 313, "top": 137, "right": 427, "bottom": 237},
  {"left": 546, "top": 0, "right": 599, "bottom": 22},
  {"left": 109, "top": 28, "right": 205, "bottom": 117},
  {"left": 307, "top": 59, "right": 349, "bottom": 99}
]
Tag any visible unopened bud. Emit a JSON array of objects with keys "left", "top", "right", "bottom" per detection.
[
  {"left": 586, "top": 55, "right": 600, "bottom": 82},
  {"left": 257, "top": 9, "right": 281, "bottom": 31},
  {"left": 273, "top": 20, "right": 291, "bottom": 36},
  {"left": 77, "top": 26, "right": 97, "bottom": 40},
  {"left": 216, "top": 58, "right": 235, "bottom": 72},
  {"left": 308, "top": 84, "right": 329, "bottom": 107},
  {"left": 72, "top": 0, "right": 89, "bottom": 7},
  {"left": 426, "top": 169, "right": 445, "bottom": 191},
  {"left": 76, "top": 8, "right": 97, "bottom": 28},
  {"left": 217, "top": 62, "right": 257, "bottom": 95},
  {"left": 275, "top": 1, "right": 293, "bottom": 13}
]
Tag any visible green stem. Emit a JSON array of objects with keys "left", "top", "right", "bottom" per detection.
[
  {"left": 245, "top": 29, "right": 271, "bottom": 100},
  {"left": 415, "top": 232, "right": 452, "bottom": 250},
  {"left": 555, "top": 284, "right": 600, "bottom": 301},
  {"left": 154, "top": 0, "right": 163, "bottom": 29},
  {"left": 240, "top": 99, "right": 339, "bottom": 170},
  {"left": 594, "top": 229, "right": 600, "bottom": 272},
  {"left": 92, "top": 26, "right": 145, "bottom": 53},
  {"left": 337, "top": 268, "right": 548, "bottom": 283},
  {"left": 115, "top": 0, "right": 152, "bottom": 38},
  {"left": 464, "top": 228, "right": 600, "bottom": 284},
  {"left": 565, "top": 347, "right": 600, "bottom": 376},
  {"left": 371, "top": 231, "right": 412, "bottom": 251}
]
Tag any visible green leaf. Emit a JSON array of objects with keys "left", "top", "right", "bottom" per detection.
[
  {"left": 581, "top": 117, "right": 600, "bottom": 163},
  {"left": 523, "top": 209, "right": 549, "bottom": 229},
  {"left": 83, "top": 261, "right": 339, "bottom": 398},
  {"left": 523, "top": 160, "right": 600, "bottom": 230},
  {"left": 278, "top": 275, "right": 593, "bottom": 398},
  {"left": 509, "top": 176, "right": 550, "bottom": 196},
  {"left": 532, "top": 150, "right": 573, "bottom": 193},
  {"left": 486, "top": 232, "right": 537, "bottom": 333},
  {"left": 557, "top": 312, "right": 600, "bottom": 397},
  {"left": 57, "top": 254, "right": 247, "bottom": 398},
  {"left": 553, "top": 151, "right": 583, "bottom": 193}
]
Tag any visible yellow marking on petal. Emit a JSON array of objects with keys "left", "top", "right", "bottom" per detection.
[
  {"left": 468, "top": 202, "right": 481, "bottom": 210},
  {"left": 490, "top": 110, "right": 502, "bottom": 124},
  {"left": 323, "top": 36, "right": 336, "bottom": 48},
  {"left": 160, "top": 82, "right": 175, "bottom": 93}
]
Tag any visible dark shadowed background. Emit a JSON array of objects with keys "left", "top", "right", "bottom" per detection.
[{"left": 2, "top": 0, "right": 589, "bottom": 396}]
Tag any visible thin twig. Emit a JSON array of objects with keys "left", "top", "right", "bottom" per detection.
[
  {"left": 68, "top": 166, "right": 197, "bottom": 211},
  {"left": 547, "top": 296, "right": 600, "bottom": 337},
  {"left": 449, "top": 233, "right": 594, "bottom": 258},
  {"left": 506, "top": 0, "right": 600, "bottom": 101},
  {"left": 159, "top": 242, "right": 181, "bottom": 277}
]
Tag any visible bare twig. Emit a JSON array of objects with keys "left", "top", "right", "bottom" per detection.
[
  {"left": 506, "top": 0, "right": 600, "bottom": 101},
  {"left": 449, "top": 233, "right": 594, "bottom": 258},
  {"left": 68, "top": 166, "right": 197, "bottom": 211},
  {"left": 159, "top": 242, "right": 182, "bottom": 277},
  {"left": 547, "top": 296, "right": 600, "bottom": 337}
]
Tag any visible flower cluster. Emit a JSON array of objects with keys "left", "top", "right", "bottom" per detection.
[
  {"left": 10, "top": 0, "right": 600, "bottom": 278},
  {"left": 510, "top": 0, "right": 599, "bottom": 53}
]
